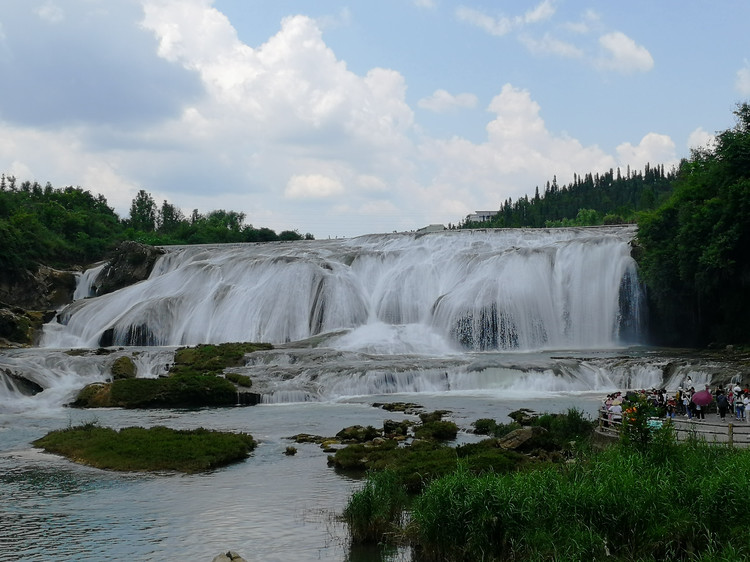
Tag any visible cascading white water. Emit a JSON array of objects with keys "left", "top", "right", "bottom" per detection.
[{"left": 40, "top": 226, "right": 644, "bottom": 351}]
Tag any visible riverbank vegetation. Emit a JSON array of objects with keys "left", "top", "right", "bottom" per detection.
[
  {"left": 636, "top": 103, "right": 750, "bottom": 346},
  {"left": 344, "top": 426, "right": 750, "bottom": 561},
  {"left": 338, "top": 408, "right": 596, "bottom": 545},
  {"left": 33, "top": 423, "right": 257, "bottom": 473}
]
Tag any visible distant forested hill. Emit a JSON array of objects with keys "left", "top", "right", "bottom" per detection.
[{"left": 461, "top": 163, "right": 675, "bottom": 229}]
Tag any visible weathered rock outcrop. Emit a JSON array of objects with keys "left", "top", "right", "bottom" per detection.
[
  {"left": 94, "top": 241, "right": 164, "bottom": 297},
  {"left": 496, "top": 426, "right": 549, "bottom": 451},
  {"left": 1, "top": 368, "right": 44, "bottom": 396},
  {"left": 0, "top": 266, "right": 76, "bottom": 346},
  {"left": 0, "top": 266, "right": 77, "bottom": 310},
  {"left": 0, "top": 304, "right": 56, "bottom": 346}
]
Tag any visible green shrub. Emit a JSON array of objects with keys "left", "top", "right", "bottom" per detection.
[
  {"left": 472, "top": 418, "right": 498, "bottom": 435},
  {"left": 413, "top": 420, "right": 458, "bottom": 441}
]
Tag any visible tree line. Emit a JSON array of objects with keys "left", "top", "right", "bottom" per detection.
[
  {"left": 461, "top": 163, "right": 675, "bottom": 229},
  {"left": 0, "top": 181, "right": 312, "bottom": 276},
  {"left": 637, "top": 103, "right": 750, "bottom": 346}
]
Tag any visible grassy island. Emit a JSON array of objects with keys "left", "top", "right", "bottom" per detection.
[{"left": 33, "top": 423, "right": 257, "bottom": 473}]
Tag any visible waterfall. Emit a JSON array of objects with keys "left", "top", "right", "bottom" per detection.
[{"left": 40, "top": 226, "right": 644, "bottom": 351}]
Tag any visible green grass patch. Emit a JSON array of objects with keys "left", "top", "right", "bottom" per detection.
[
  {"left": 73, "top": 373, "right": 240, "bottom": 408},
  {"left": 345, "top": 437, "right": 750, "bottom": 560},
  {"left": 171, "top": 342, "right": 272, "bottom": 376},
  {"left": 225, "top": 372, "right": 252, "bottom": 387},
  {"left": 109, "top": 373, "right": 238, "bottom": 408},
  {"left": 33, "top": 423, "right": 256, "bottom": 473}
]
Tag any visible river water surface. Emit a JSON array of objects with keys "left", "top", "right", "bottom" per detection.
[{"left": 1, "top": 391, "right": 608, "bottom": 561}]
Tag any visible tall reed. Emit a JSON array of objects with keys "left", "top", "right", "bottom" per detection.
[
  {"left": 342, "top": 469, "right": 408, "bottom": 545},
  {"left": 407, "top": 441, "right": 750, "bottom": 560}
]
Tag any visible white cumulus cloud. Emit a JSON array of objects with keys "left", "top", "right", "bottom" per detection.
[
  {"left": 285, "top": 174, "right": 344, "bottom": 199},
  {"left": 418, "top": 89, "right": 478, "bottom": 112},
  {"left": 616, "top": 133, "right": 676, "bottom": 170},
  {"left": 596, "top": 31, "right": 654, "bottom": 74},
  {"left": 519, "top": 33, "right": 583, "bottom": 58},
  {"left": 687, "top": 127, "right": 716, "bottom": 152}
]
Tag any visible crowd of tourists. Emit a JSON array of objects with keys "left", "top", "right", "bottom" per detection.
[{"left": 602, "top": 378, "right": 750, "bottom": 426}]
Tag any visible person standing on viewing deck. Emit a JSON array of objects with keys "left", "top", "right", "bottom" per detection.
[
  {"left": 736, "top": 392, "right": 746, "bottom": 421},
  {"left": 717, "top": 389, "right": 729, "bottom": 421},
  {"left": 684, "top": 387, "right": 694, "bottom": 419},
  {"left": 693, "top": 386, "right": 706, "bottom": 420}
]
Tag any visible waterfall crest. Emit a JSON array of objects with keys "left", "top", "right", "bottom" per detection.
[{"left": 41, "top": 226, "right": 644, "bottom": 351}]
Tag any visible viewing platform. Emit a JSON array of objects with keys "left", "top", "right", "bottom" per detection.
[{"left": 597, "top": 407, "right": 750, "bottom": 447}]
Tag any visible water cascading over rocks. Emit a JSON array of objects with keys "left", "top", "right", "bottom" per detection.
[{"left": 41, "top": 226, "right": 645, "bottom": 351}]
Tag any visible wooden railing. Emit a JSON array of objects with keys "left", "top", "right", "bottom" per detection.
[{"left": 597, "top": 407, "right": 750, "bottom": 447}]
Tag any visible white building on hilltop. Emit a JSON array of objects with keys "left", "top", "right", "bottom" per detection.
[{"left": 466, "top": 210, "right": 498, "bottom": 223}]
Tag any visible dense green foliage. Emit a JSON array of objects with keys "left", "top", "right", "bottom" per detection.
[
  {"left": 636, "top": 103, "right": 750, "bottom": 346},
  {"left": 345, "top": 434, "right": 750, "bottom": 561},
  {"left": 0, "top": 180, "right": 121, "bottom": 273},
  {"left": 461, "top": 163, "right": 674, "bottom": 229},
  {"left": 0, "top": 179, "right": 311, "bottom": 277},
  {"left": 33, "top": 423, "right": 256, "bottom": 473}
]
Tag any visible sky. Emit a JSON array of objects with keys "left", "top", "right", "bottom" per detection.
[{"left": 0, "top": 1, "right": 748, "bottom": 239}]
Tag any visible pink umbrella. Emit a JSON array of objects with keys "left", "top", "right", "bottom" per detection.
[{"left": 692, "top": 389, "right": 713, "bottom": 406}]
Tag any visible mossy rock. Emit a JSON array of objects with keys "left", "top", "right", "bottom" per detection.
[
  {"left": 111, "top": 356, "right": 137, "bottom": 380},
  {"left": 72, "top": 374, "right": 238, "bottom": 409},
  {"left": 225, "top": 372, "right": 252, "bottom": 387},
  {"left": 72, "top": 382, "right": 113, "bottom": 407},
  {"left": 289, "top": 433, "right": 327, "bottom": 444},
  {"left": 336, "top": 425, "right": 381, "bottom": 443},
  {"left": 0, "top": 308, "right": 33, "bottom": 344},
  {"left": 172, "top": 342, "right": 273, "bottom": 376},
  {"left": 383, "top": 419, "right": 412, "bottom": 438},
  {"left": 374, "top": 402, "right": 423, "bottom": 414}
]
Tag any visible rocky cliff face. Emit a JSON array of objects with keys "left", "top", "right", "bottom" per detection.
[
  {"left": 0, "top": 266, "right": 77, "bottom": 311},
  {"left": 0, "top": 267, "right": 76, "bottom": 347},
  {"left": 0, "top": 241, "right": 164, "bottom": 347},
  {"left": 93, "top": 241, "right": 165, "bottom": 296}
]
